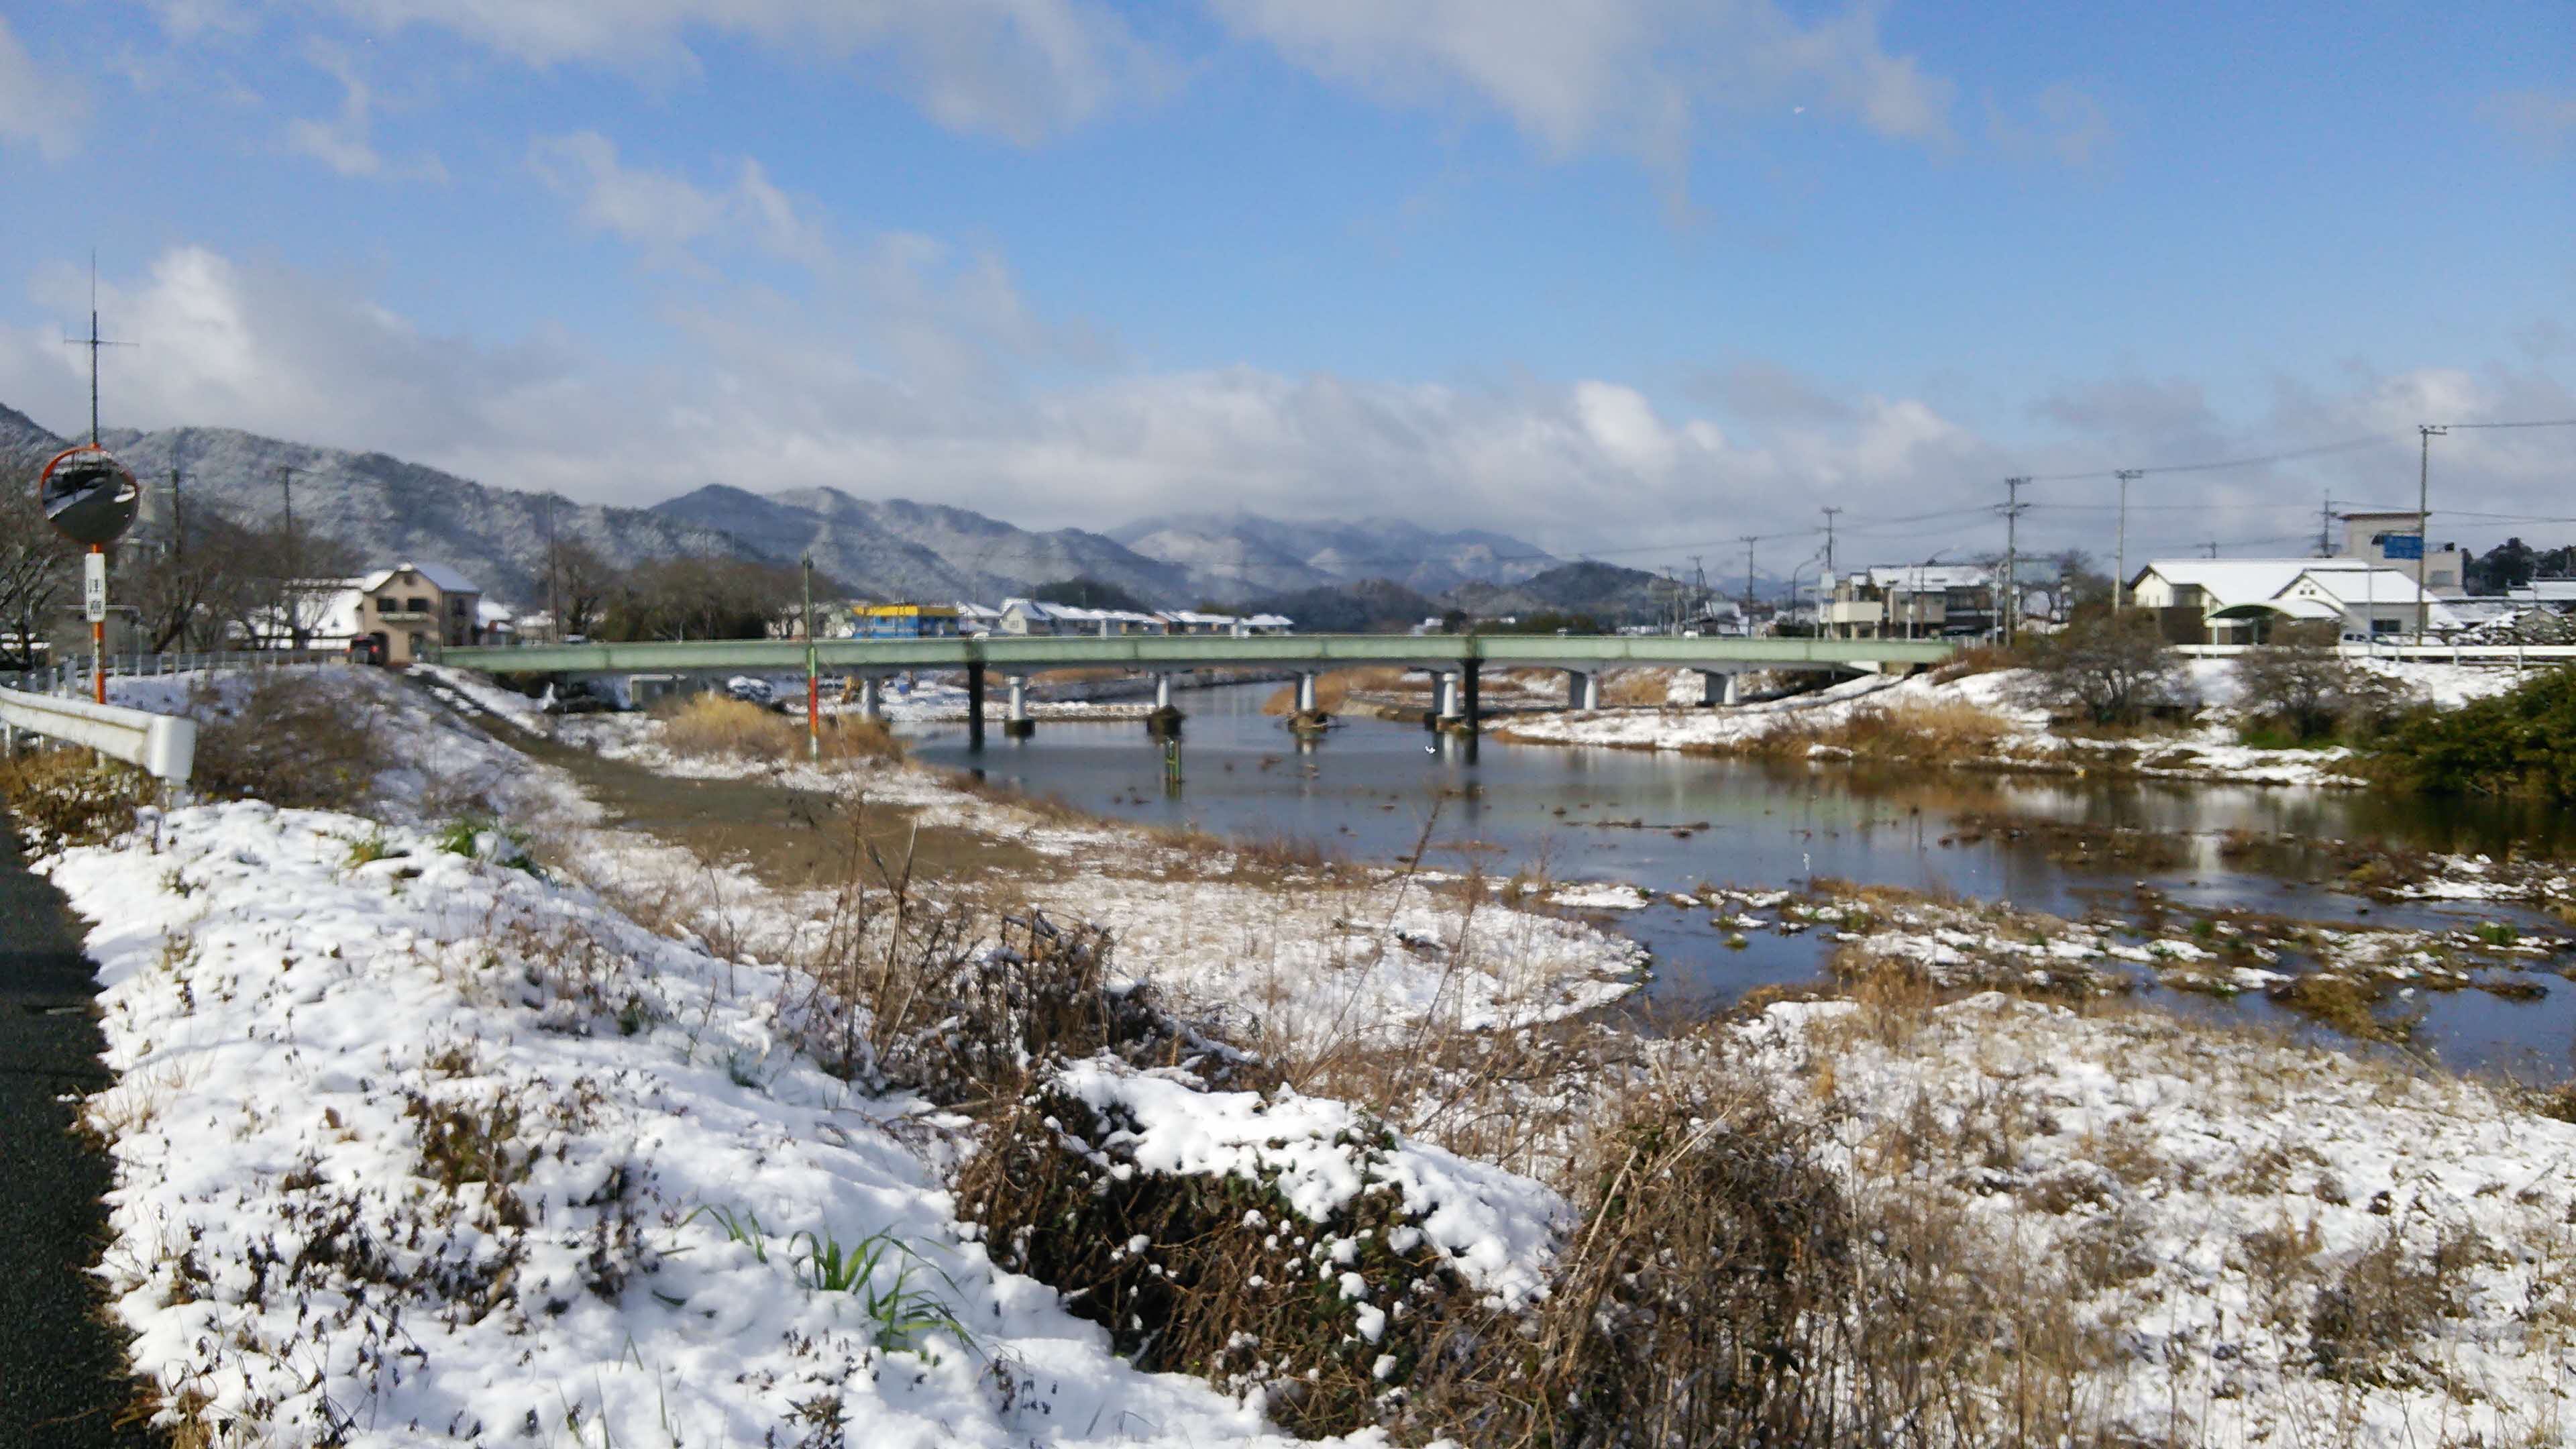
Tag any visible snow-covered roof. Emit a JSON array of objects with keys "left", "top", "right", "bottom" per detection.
[
  {"left": 2130, "top": 559, "right": 2318, "bottom": 606},
  {"left": 1160, "top": 610, "right": 1238, "bottom": 626},
  {"left": 2271, "top": 566, "right": 2463, "bottom": 627},
  {"left": 1243, "top": 613, "right": 1292, "bottom": 629},
  {"left": 357, "top": 562, "right": 480, "bottom": 596},
  {"left": 2508, "top": 580, "right": 2576, "bottom": 603},
  {"left": 476, "top": 600, "right": 515, "bottom": 626},
  {"left": 954, "top": 601, "right": 1003, "bottom": 619}
]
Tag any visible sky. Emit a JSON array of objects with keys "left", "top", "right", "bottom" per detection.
[{"left": 0, "top": 0, "right": 2569, "bottom": 578}]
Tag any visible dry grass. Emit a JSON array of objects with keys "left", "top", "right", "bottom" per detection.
[
  {"left": 1599, "top": 667, "right": 1674, "bottom": 706},
  {"left": 1260, "top": 667, "right": 1416, "bottom": 715},
  {"left": 189, "top": 672, "right": 387, "bottom": 811},
  {"left": 0, "top": 746, "right": 158, "bottom": 847},
  {"left": 655, "top": 692, "right": 903, "bottom": 765},
  {"left": 1754, "top": 698, "right": 2017, "bottom": 765}
]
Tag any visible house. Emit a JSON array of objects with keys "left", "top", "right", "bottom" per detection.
[
  {"left": 349, "top": 564, "right": 486, "bottom": 663},
  {"left": 2130, "top": 557, "right": 2472, "bottom": 643},
  {"left": 954, "top": 601, "right": 1004, "bottom": 635},
  {"left": 997, "top": 598, "right": 1064, "bottom": 635},
  {"left": 2127, "top": 561, "right": 2318, "bottom": 643},
  {"left": 1242, "top": 613, "right": 1293, "bottom": 635},
  {"left": 852, "top": 604, "right": 962, "bottom": 639},
  {"left": 2272, "top": 565, "right": 2464, "bottom": 639},
  {"left": 1820, "top": 565, "right": 1995, "bottom": 641}
]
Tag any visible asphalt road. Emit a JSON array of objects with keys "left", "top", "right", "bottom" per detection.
[{"left": 0, "top": 825, "right": 157, "bottom": 1448}]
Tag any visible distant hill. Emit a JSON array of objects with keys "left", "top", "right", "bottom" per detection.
[
  {"left": 1236, "top": 578, "right": 1442, "bottom": 633},
  {"left": 651, "top": 485, "right": 1196, "bottom": 606},
  {"left": 17, "top": 415, "right": 737, "bottom": 604},
  {"left": 1112, "top": 511, "right": 1558, "bottom": 596},
  {"left": 0, "top": 399, "right": 1621, "bottom": 614},
  {"left": 1444, "top": 560, "right": 1668, "bottom": 622}
]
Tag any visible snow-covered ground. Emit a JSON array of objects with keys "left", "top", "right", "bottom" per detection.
[
  {"left": 1748, "top": 991, "right": 2576, "bottom": 1448},
  {"left": 49, "top": 801, "right": 1396, "bottom": 1447},
  {"left": 1493, "top": 660, "right": 2532, "bottom": 787},
  {"left": 28, "top": 659, "right": 2575, "bottom": 1445}
]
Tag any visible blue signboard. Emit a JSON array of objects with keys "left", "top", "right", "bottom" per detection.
[{"left": 2381, "top": 533, "right": 2423, "bottom": 561}]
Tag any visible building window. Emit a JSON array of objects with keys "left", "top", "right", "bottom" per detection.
[
  {"left": 408, "top": 596, "right": 431, "bottom": 613},
  {"left": 2429, "top": 570, "right": 2454, "bottom": 586}
]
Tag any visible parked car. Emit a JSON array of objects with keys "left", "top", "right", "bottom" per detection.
[
  {"left": 346, "top": 637, "right": 388, "bottom": 666},
  {"left": 724, "top": 676, "right": 776, "bottom": 705}
]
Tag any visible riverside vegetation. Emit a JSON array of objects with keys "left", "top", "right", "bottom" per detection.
[{"left": 7, "top": 665, "right": 2576, "bottom": 1446}]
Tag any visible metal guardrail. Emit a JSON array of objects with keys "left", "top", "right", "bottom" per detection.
[
  {"left": 0, "top": 690, "right": 197, "bottom": 782},
  {"left": 434, "top": 633, "right": 1960, "bottom": 676},
  {"left": 2174, "top": 643, "right": 2576, "bottom": 662},
  {"left": 1, "top": 650, "right": 339, "bottom": 698}
]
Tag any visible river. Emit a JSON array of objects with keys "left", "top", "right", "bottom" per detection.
[{"left": 901, "top": 682, "right": 2575, "bottom": 1082}]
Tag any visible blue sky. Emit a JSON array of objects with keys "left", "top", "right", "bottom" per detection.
[{"left": 0, "top": 0, "right": 2568, "bottom": 570}]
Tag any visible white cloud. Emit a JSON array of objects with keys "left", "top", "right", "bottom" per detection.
[
  {"left": 0, "top": 246, "right": 2563, "bottom": 572},
  {"left": 0, "top": 15, "right": 87, "bottom": 160},
  {"left": 529, "top": 132, "right": 824, "bottom": 266},
  {"left": 1203, "top": 0, "right": 1957, "bottom": 182},
  {"left": 288, "top": 0, "right": 1174, "bottom": 144},
  {"left": 284, "top": 41, "right": 446, "bottom": 180}
]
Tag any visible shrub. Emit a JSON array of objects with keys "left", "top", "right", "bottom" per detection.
[
  {"left": 2231, "top": 642, "right": 2409, "bottom": 743},
  {"left": 0, "top": 747, "right": 157, "bottom": 847},
  {"left": 656, "top": 692, "right": 903, "bottom": 764},
  {"left": 188, "top": 672, "right": 384, "bottom": 810},
  {"left": 2027, "top": 610, "right": 2184, "bottom": 725},
  {"left": 2367, "top": 666, "right": 2576, "bottom": 799}
]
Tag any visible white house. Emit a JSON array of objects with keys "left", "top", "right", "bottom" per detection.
[
  {"left": 2271, "top": 565, "right": 2464, "bottom": 639},
  {"left": 996, "top": 598, "right": 1063, "bottom": 636}
]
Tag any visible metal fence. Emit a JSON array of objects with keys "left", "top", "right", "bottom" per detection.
[{"left": 0, "top": 650, "right": 342, "bottom": 697}]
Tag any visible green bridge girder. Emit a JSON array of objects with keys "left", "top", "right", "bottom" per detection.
[{"left": 433, "top": 634, "right": 1955, "bottom": 676}]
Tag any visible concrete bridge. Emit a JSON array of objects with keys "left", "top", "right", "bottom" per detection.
[{"left": 433, "top": 633, "right": 1955, "bottom": 748}]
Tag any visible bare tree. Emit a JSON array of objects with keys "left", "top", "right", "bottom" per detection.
[
  {"left": 0, "top": 447, "right": 78, "bottom": 669},
  {"left": 2229, "top": 626, "right": 2408, "bottom": 741},
  {"left": 2029, "top": 610, "right": 2184, "bottom": 725},
  {"left": 550, "top": 537, "right": 614, "bottom": 641}
]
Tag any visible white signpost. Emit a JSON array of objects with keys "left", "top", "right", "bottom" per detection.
[{"left": 83, "top": 549, "right": 107, "bottom": 623}]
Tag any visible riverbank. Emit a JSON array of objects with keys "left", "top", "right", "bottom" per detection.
[
  {"left": 1490, "top": 658, "right": 2532, "bottom": 788},
  {"left": 17, "top": 663, "right": 2576, "bottom": 1444}
]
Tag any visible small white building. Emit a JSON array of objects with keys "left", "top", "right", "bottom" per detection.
[{"left": 996, "top": 598, "right": 1063, "bottom": 636}]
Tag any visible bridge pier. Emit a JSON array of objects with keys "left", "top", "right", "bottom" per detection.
[
  {"left": 1004, "top": 676, "right": 1035, "bottom": 739},
  {"left": 1566, "top": 669, "right": 1599, "bottom": 711},
  {"left": 1434, "top": 672, "right": 1462, "bottom": 723},
  {"left": 1146, "top": 672, "right": 1183, "bottom": 738},
  {"left": 966, "top": 661, "right": 985, "bottom": 751},
  {"left": 1295, "top": 672, "right": 1318, "bottom": 713},
  {"left": 1699, "top": 670, "right": 1740, "bottom": 707},
  {"left": 857, "top": 675, "right": 883, "bottom": 722}
]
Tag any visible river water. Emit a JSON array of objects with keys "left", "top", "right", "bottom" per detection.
[{"left": 902, "top": 684, "right": 2575, "bottom": 1081}]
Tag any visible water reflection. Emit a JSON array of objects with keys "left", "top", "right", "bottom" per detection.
[{"left": 902, "top": 686, "right": 2573, "bottom": 1079}]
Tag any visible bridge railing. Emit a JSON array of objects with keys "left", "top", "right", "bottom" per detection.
[{"left": 432, "top": 633, "right": 1960, "bottom": 676}]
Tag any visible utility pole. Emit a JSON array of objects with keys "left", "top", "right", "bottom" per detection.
[
  {"left": 1739, "top": 535, "right": 1758, "bottom": 625},
  {"left": 169, "top": 466, "right": 186, "bottom": 562},
  {"left": 2317, "top": 494, "right": 2334, "bottom": 557},
  {"left": 2112, "top": 468, "right": 2143, "bottom": 611},
  {"left": 277, "top": 464, "right": 310, "bottom": 649},
  {"left": 802, "top": 555, "right": 820, "bottom": 761},
  {"left": 1821, "top": 506, "right": 1841, "bottom": 582},
  {"left": 2204, "top": 540, "right": 2220, "bottom": 559},
  {"left": 2416, "top": 425, "right": 2447, "bottom": 644},
  {"left": 545, "top": 496, "right": 563, "bottom": 643},
  {"left": 2001, "top": 477, "right": 2029, "bottom": 645}
]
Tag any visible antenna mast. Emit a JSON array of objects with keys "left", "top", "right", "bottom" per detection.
[{"left": 62, "top": 254, "right": 136, "bottom": 445}]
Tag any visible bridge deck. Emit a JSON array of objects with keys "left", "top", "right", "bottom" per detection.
[{"left": 435, "top": 634, "right": 1957, "bottom": 676}]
